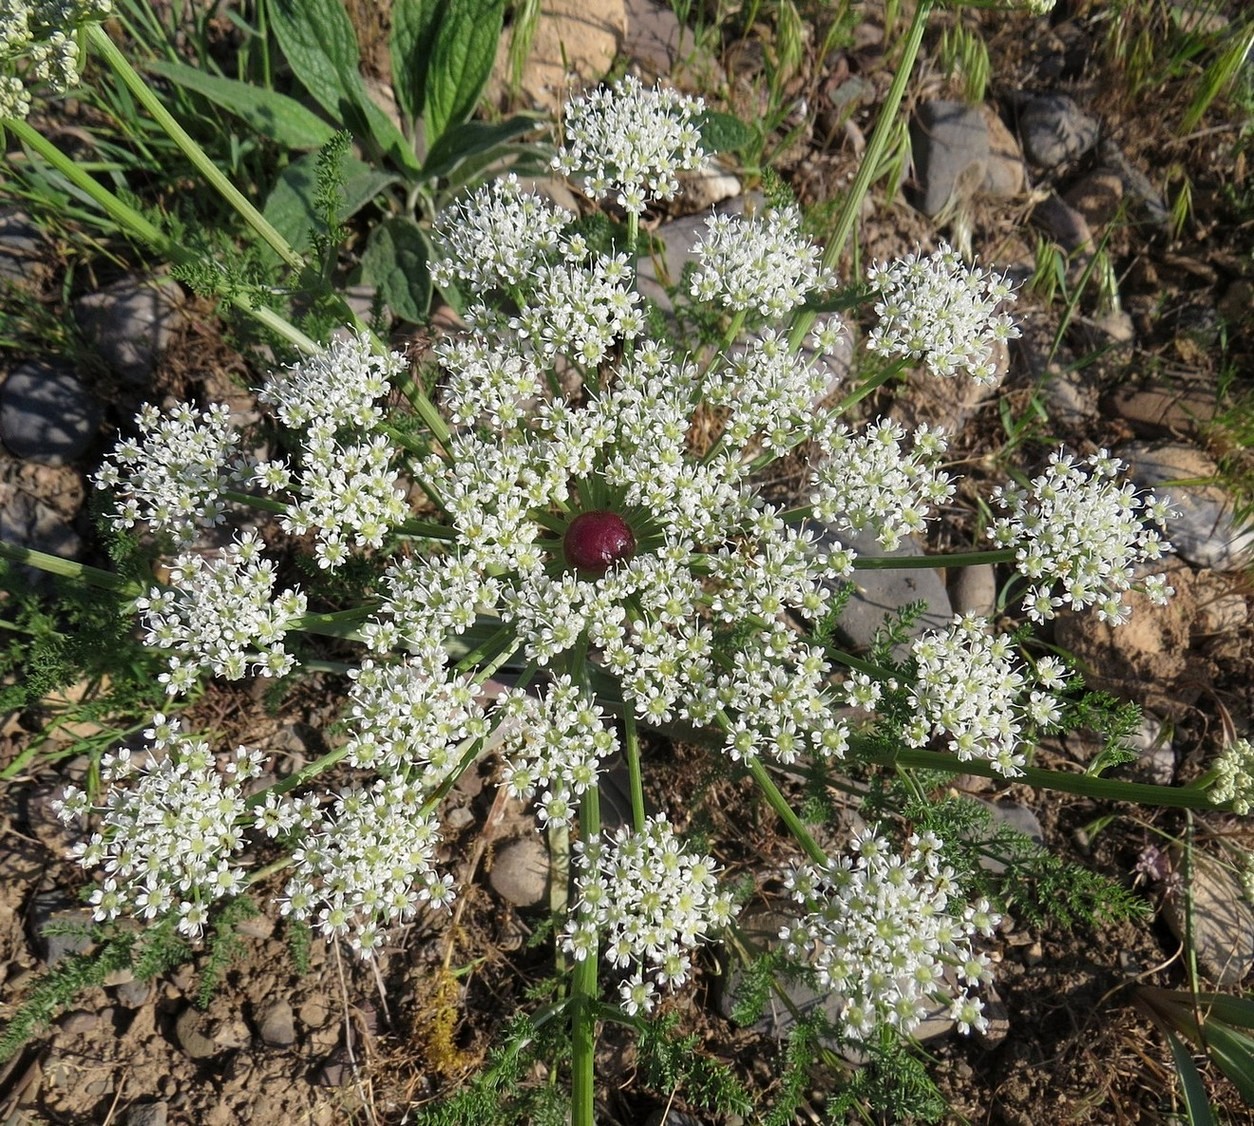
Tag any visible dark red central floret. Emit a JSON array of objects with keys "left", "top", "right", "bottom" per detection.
[{"left": 563, "top": 510, "right": 637, "bottom": 575}]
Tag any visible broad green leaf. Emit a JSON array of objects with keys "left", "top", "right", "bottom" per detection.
[
  {"left": 1196, "top": 993, "right": 1254, "bottom": 1029},
  {"left": 1166, "top": 1030, "right": 1217, "bottom": 1126},
  {"left": 360, "top": 218, "right": 432, "bottom": 323},
  {"left": 390, "top": 0, "right": 442, "bottom": 129},
  {"left": 268, "top": 0, "right": 361, "bottom": 122},
  {"left": 270, "top": 0, "right": 422, "bottom": 178},
  {"left": 262, "top": 151, "right": 400, "bottom": 255},
  {"left": 146, "top": 60, "right": 336, "bottom": 150},
  {"left": 421, "top": 114, "right": 540, "bottom": 181},
  {"left": 1203, "top": 1022, "right": 1254, "bottom": 1104},
  {"left": 697, "top": 110, "right": 757, "bottom": 154},
  {"left": 424, "top": 0, "right": 507, "bottom": 150}
]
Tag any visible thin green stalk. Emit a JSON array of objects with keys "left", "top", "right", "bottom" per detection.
[
  {"left": 852, "top": 547, "right": 1016, "bottom": 570},
  {"left": 571, "top": 784, "right": 601, "bottom": 1126},
  {"left": 828, "top": 356, "right": 909, "bottom": 415},
  {"left": 623, "top": 711, "right": 646, "bottom": 833},
  {"left": 6, "top": 119, "right": 319, "bottom": 354},
  {"left": 746, "top": 756, "right": 827, "bottom": 866},
  {"left": 0, "top": 539, "right": 141, "bottom": 596},
  {"left": 852, "top": 741, "right": 1220, "bottom": 810},
  {"left": 87, "top": 23, "right": 305, "bottom": 273},
  {"left": 789, "top": 0, "right": 933, "bottom": 350}
]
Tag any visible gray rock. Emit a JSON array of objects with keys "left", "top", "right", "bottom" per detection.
[
  {"left": 26, "top": 892, "right": 93, "bottom": 966},
  {"left": 1017, "top": 94, "right": 1099, "bottom": 169},
  {"left": 489, "top": 836, "right": 549, "bottom": 907},
  {"left": 0, "top": 210, "right": 49, "bottom": 289},
  {"left": 820, "top": 523, "right": 953, "bottom": 657},
  {"left": 1031, "top": 193, "right": 1093, "bottom": 253},
  {"left": 174, "top": 1006, "right": 220, "bottom": 1060},
  {"left": 678, "top": 158, "right": 742, "bottom": 212},
  {"left": 74, "top": 274, "right": 185, "bottom": 387},
  {"left": 948, "top": 564, "right": 999, "bottom": 620},
  {"left": 1130, "top": 713, "right": 1174, "bottom": 786},
  {"left": 257, "top": 997, "right": 296, "bottom": 1047},
  {"left": 0, "top": 361, "right": 101, "bottom": 464},
  {"left": 978, "top": 801, "right": 1044, "bottom": 875},
  {"left": 1040, "top": 362, "right": 1100, "bottom": 429},
  {"left": 124, "top": 1102, "right": 169, "bottom": 1126},
  {"left": 1164, "top": 853, "right": 1254, "bottom": 986},
  {"left": 1117, "top": 440, "right": 1254, "bottom": 571},
  {"left": 114, "top": 976, "right": 154, "bottom": 1009},
  {"left": 908, "top": 100, "right": 990, "bottom": 218}
]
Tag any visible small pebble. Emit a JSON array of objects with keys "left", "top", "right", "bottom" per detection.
[{"left": 258, "top": 998, "right": 296, "bottom": 1047}]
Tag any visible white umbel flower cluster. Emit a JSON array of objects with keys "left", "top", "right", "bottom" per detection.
[
  {"left": 134, "top": 531, "right": 307, "bottom": 695},
  {"left": 988, "top": 448, "right": 1175, "bottom": 624},
  {"left": 1, "top": 0, "right": 111, "bottom": 120},
  {"left": 782, "top": 829, "right": 998, "bottom": 1043},
  {"left": 95, "top": 402, "right": 245, "bottom": 546},
  {"left": 905, "top": 614, "right": 1071, "bottom": 777},
  {"left": 255, "top": 335, "right": 411, "bottom": 568},
  {"left": 553, "top": 74, "right": 706, "bottom": 215},
  {"left": 1210, "top": 738, "right": 1254, "bottom": 816},
  {"left": 689, "top": 205, "right": 835, "bottom": 318},
  {"left": 432, "top": 174, "right": 569, "bottom": 292},
  {"left": 55, "top": 715, "right": 267, "bottom": 940},
  {"left": 563, "top": 816, "right": 738, "bottom": 1016},
  {"left": 496, "top": 677, "right": 619, "bottom": 828},
  {"left": 282, "top": 777, "right": 454, "bottom": 956},
  {"left": 257, "top": 332, "right": 401, "bottom": 432},
  {"left": 811, "top": 421, "right": 953, "bottom": 550},
  {"left": 866, "top": 242, "right": 1018, "bottom": 382}
]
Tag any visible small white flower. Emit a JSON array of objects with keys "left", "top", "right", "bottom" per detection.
[{"left": 553, "top": 75, "right": 707, "bottom": 215}]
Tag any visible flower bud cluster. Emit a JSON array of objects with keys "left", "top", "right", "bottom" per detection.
[
  {"left": 988, "top": 448, "right": 1174, "bottom": 624},
  {"left": 782, "top": 828, "right": 998, "bottom": 1042},
  {"left": 55, "top": 714, "right": 266, "bottom": 940},
  {"left": 563, "top": 816, "right": 738, "bottom": 1016},
  {"left": 1211, "top": 737, "right": 1254, "bottom": 815},
  {"left": 95, "top": 402, "right": 245, "bottom": 546},
  {"left": 904, "top": 614, "right": 1070, "bottom": 777},
  {"left": 1, "top": 0, "right": 111, "bottom": 120},
  {"left": 553, "top": 74, "right": 706, "bottom": 215},
  {"left": 867, "top": 243, "right": 1018, "bottom": 382},
  {"left": 135, "top": 531, "right": 306, "bottom": 695}
]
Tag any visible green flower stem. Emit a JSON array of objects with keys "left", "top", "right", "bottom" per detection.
[
  {"left": 244, "top": 745, "right": 349, "bottom": 808},
  {"left": 746, "top": 755, "right": 828, "bottom": 866},
  {"left": 852, "top": 740, "right": 1220, "bottom": 810},
  {"left": 0, "top": 539, "right": 141, "bottom": 597},
  {"left": 87, "top": 23, "right": 305, "bottom": 273},
  {"left": 829, "top": 356, "right": 909, "bottom": 414},
  {"left": 396, "top": 519, "right": 458, "bottom": 540},
  {"left": 6, "top": 119, "right": 319, "bottom": 354},
  {"left": 393, "top": 372, "right": 452, "bottom": 448},
  {"left": 852, "top": 547, "right": 1017, "bottom": 570},
  {"left": 291, "top": 605, "right": 379, "bottom": 638},
  {"left": 221, "top": 490, "right": 289, "bottom": 515},
  {"left": 788, "top": 0, "right": 932, "bottom": 350},
  {"left": 571, "top": 784, "right": 601, "bottom": 1126},
  {"left": 623, "top": 711, "right": 646, "bottom": 833}
]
